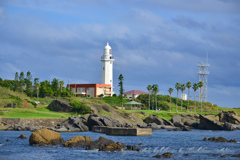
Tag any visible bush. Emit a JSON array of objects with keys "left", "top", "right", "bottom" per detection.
[
  {"left": 98, "top": 94, "right": 104, "bottom": 97},
  {"left": 69, "top": 100, "right": 91, "bottom": 114},
  {"left": 112, "top": 94, "right": 117, "bottom": 97}
]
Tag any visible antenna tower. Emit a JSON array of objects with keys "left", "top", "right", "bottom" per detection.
[{"left": 197, "top": 53, "right": 210, "bottom": 102}]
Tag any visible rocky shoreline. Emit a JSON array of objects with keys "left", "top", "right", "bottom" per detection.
[{"left": 0, "top": 111, "right": 240, "bottom": 133}]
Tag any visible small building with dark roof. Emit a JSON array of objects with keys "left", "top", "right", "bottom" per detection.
[{"left": 123, "top": 90, "right": 148, "bottom": 99}]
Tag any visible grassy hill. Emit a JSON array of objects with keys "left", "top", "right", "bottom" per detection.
[{"left": 0, "top": 86, "right": 239, "bottom": 120}]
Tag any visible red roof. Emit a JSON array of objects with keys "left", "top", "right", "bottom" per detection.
[{"left": 123, "top": 90, "right": 148, "bottom": 95}]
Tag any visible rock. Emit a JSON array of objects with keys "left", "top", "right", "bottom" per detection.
[
  {"left": 126, "top": 145, "right": 141, "bottom": 151},
  {"left": 48, "top": 99, "right": 73, "bottom": 112},
  {"left": 206, "top": 137, "right": 237, "bottom": 143},
  {"left": 137, "top": 123, "right": 148, "bottom": 128},
  {"left": 198, "top": 115, "right": 224, "bottom": 130},
  {"left": 87, "top": 114, "right": 121, "bottom": 130},
  {"left": 167, "top": 127, "right": 182, "bottom": 131},
  {"left": 153, "top": 152, "right": 173, "bottom": 158},
  {"left": 100, "top": 142, "right": 126, "bottom": 152},
  {"left": 203, "top": 137, "right": 207, "bottom": 141},
  {"left": 17, "top": 134, "right": 27, "bottom": 139},
  {"left": 138, "top": 143, "right": 143, "bottom": 146},
  {"left": 29, "top": 128, "right": 64, "bottom": 146},
  {"left": 184, "top": 119, "right": 196, "bottom": 126},
  {"left": 171, "top": 115, "right": 183, "bottom": 123},
  {"left": 64, "top": 136, "right": 93, "bottom": 148},
  {"left": 182, "top": 126, "right": 192, "bottom": 131},
  {"left": 223, "top": 122, "right": 236, "bottom": 131},
  {"left": 232, "top": 154, "right": 240, "bottom": 158},
  {"left": 55, "top": 116, "right": 89, "bottom": 132},
  {"left": 86, "top": 136, "right": 115, "bottom": 150},
  {"left": 6, "top": 139, "right": 11, "bottom": 142},
  {"left": 144, "top": 115, "right": 173, "bottom": 126},
  {"left": 173, "top": 122, "right": 185, "bottom": 127},
  {"left": 219, "top": 111, "right": 240, "bottom": 124},
  {"left": 147, "top": 123, "right": 161, "bottom": 130},
  {"left": 184, "top": 154, "right": 190, "bottom": 156},
  {"left": 221, "top": 155, "right": 226, "bottom": 158}
]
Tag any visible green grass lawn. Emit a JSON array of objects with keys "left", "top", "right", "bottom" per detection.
[{"left": 0, "top": 107, "right": 75, "bottom": 119}]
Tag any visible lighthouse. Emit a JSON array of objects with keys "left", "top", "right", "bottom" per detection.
[{"left": 101, "top": 42, "right": 114, "bottom": 88}]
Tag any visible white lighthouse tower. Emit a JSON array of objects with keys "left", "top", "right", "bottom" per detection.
[{"left": 101, "top": 42, "right": 114, "bottom": 88}]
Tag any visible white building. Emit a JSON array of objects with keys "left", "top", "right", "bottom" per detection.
[
  {"left": 101, "top": 43, "right": 114, "bottom": 94},
  {"left": 181, "top": 94, "right": 187, "bottom": 100}
]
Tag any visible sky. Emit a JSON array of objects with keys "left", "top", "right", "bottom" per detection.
[{"left": 0, "top": 0, "right": 240, "bottom": 108}]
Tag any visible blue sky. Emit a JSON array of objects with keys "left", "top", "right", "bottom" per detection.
[{"left": 0, "top": 0, "right": 240, "bottom": 108}]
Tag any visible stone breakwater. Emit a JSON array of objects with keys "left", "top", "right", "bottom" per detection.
[{"left": 0, "top": 117, "right": 65, "bottom": 131}]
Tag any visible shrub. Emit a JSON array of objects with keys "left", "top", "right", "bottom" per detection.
[
  {"left": 112, "top": 94, "right": 117, "bottom": 97},
  {"left": 69, "top": 100, "right": 91, "bottom": 114}
]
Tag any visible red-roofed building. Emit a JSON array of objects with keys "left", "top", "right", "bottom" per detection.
[{"left": 123, "top": 90, "right": 148, "bottom": 99}]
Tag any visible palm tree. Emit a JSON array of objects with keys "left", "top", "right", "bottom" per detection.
[
  {"left": 175, "top": 82, "right": 181, "bottom": 112},
  {"left": 147, "top": 85, "right": 152, "bottom": 110},
  {"left": 36, "top": 82, "right": 40, "bottom": 101},
  {"left": 198, "top": 81, "right": 204, "bottom": 112},
  {"left": 192, "top": 83, "right": 198, "bottom": 112},
  {"left": 186, "top": 81, "right": 192, "bottom": 112},
  {"left": 180, "top": 84, "right": 186, "bottom": 111},
  {"left": 168, "top": 88, "right": 173, "bottom": 112},
  {"left": 60, "top": 80, "right": 64, "bottom": 93},
  {"left": 152, "top": 84, "right": 159, "bottom": 111}
]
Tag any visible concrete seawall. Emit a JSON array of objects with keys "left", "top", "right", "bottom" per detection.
[
  {"left": 92, "top": 126, "right": 152, "bottom": 136},
  {"left": 0, "top": 117, "right": 66, "bottom": 128}
]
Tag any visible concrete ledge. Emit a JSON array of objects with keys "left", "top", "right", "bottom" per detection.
[
  {"left": 92, "top": 126, "right": 107, "bottom": 133},
  {"left": 105, "top": 127, "right": 152, "bottom": 136}
]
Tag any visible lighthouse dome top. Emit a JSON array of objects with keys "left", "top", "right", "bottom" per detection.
[{"left": 105, "top": 42, "right": 111, "bottom": 50}]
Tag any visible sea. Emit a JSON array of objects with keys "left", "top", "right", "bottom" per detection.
[{"left": 0, "top": 130, "right": 240, "bottom": 160}]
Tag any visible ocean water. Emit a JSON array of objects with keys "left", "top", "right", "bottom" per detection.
[{"left": 0, "top": 130, "right": 240, "bottom": 160}]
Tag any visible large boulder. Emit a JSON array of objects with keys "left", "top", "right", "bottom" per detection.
[
  {"left": 64, "top": 136, "right": 93, "bottom": 148},
  {"left": 144, "top": 115, "right": 173, "bottom": 126},
  {"left": 29, "top": 128, "right": 64, "bottom": 146},
  {"left": 85, "top": 136, "right": 141, "bottom": 152},
  {"left": 171, "top": 115, "right": 182, "bottom": 123},
  {"left": 198, "top": 115, "right": 224, "bottom": 130},
  {"left": 219, "top": 111, "right": 240, "bottom": 124},
  {"left": 48, "top": 99, "right": 73, "bottom": 112},
  {"left": 87, "top": 114, "right": 121, "bottom": 130},
  {"left": 55, "top": 116, "right": 89, "bottom": 132}
]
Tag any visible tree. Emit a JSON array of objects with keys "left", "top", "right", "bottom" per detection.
[
  {"left": 198, "top": 81, "right": 204, "bottom": 112},
  {"left": 25, "top": 71, "right": 32, "bottom": 96},
  {"left": 180, "top": 84, "right": 186, "bottom": 111},
  {"left": 186, "top": 81, "right": 192, "bottom": 112},
  {"left": 60, "top": 80, "right": 64, "bottom": 93},
  {"left": 175, "top": 82, "right": 181, "bottom": 112},
  {"left": 147, "top": 85, "right": 152, "bottom": 110},
  {"left": 51, "top": 78, "right": 60, "bottom": 97},
  {"left": 152, "top": 84, "right": 159, "bottom": 111},
  {"left": 36, "top": 82, "right": 40, "bottom": 101},
  {"left": 118, "top": 74, "right": 124, "bottom": 109},
  {"left": 19, "top": 72, "right": 24, "bottom": 93},
  {"left": 168, "top": 88, "right": 173, "bottom": 112},
  {"left": 192, "top": 83, "right": 199, "bottom": 112},
  {"left": 14, "top": 72, "right": 19, "bottom": 91}
]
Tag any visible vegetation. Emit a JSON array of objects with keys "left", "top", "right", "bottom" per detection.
[
  {"left": 69, "top": 99, "right": 91, "bottom": 114},
  {"left": 118, "top": 74, "right": 124, "bottom": 109},
  {"left": 0, "top": 71, "right": 72, "bottom": 99},
  {"left": 168, "top": 88, "right": 173, "bottom": 112},
  {"left": 175, "top": 82, "right": 181, "bottom": 112}
]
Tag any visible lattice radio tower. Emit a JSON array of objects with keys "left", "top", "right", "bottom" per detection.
[{"left": 197, "top": 54, "right": 210, "bottom": 102}]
